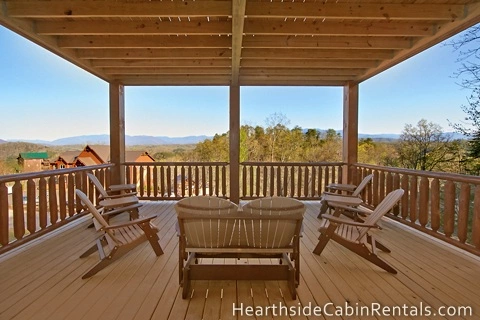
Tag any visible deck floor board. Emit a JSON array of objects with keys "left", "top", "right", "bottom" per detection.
[{"left": 0, "top": 201, "right": 479, "bottom": 320}]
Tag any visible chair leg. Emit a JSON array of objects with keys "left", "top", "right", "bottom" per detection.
[
  {"left": 317, "top": 199, "right": 328, "bottom": 218},
  {"left": 82, "top": 246, "right": 119, "bottom": 279},
  {"left": 313, "top": 225, "right": 335, "bottom": 255},
  {"left": 80, "top": 236, "right": 107, "bottom": 258},
  {"left": 367, "top": 234, "right": 390, "bottom": 253}
]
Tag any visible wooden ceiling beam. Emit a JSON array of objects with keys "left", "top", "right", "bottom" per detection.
[
  {"left": 119, "top": 75, "right": 231, "bottom": 86},
  {"left": 240, "top": 68, "right": 366, "bottom": 76},
  {"left": 240, "top": 79, "right": 348, "bottom": 86},
  {"left": 358, "top": 2, "right": 480, "bottom": 82},
  {"left": 244, "top": 20, "right": 434, "bottom": 36},
  {"left": 239, "top": 74, "right": 353, "bottom": 82},
  {"left": 6, "top": 1, "right": 231, "bottom": 18},
  {"left": 91, "top": 59, "right": 231, "bottom": 68},
  {"left": 231, "top": 0, "right": 246, "bottom": 86},
  {"left": 242, "top": 35, "right": 412, "bottom": 49},
  {"left": 241, "top": 48, "right": 393, "bottom": 60},
  {"left": 245, "top": 2, "right": 464, "bottom": 21},
  {"left": 241, "top": 59, "right": 379, "bottom": 69},
  {"left": 58, "top": 35, "right": 231, "bottom": 48},
  {"left": 77, "top": 48, "right": 232, "bottom": 59},
  {"left": 102, "top": 67, "right": 231, "bottom": 75},
  {"left": 36, "top": 20, "right": 231, "bottom": 36}
]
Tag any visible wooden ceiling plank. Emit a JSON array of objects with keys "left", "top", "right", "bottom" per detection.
[
  {"left": 240, "top": 59, "right": 379, "bottom": 69},
  {"left": 246, "top": 2, "right": 464, "bottom": 21},
  {"left": 76, "top": 48, "right": 232, "bottom": 59},
  {"left": 119, "top": 75, "right": 231, "bottom": 86},
  {"left": 231, "top": 0, "right": 246, "bottom": 86},
  {"left": 102, "top": 67, "right": 231, "bottom": 75},
  {"left": 358, "top": 2, "right": 480, "bottom": 82},
  {"left": 240, "top": 79, "right": 348, "bottom": 86},
  {"left": 244, "top": 20, "right": 434, "bottom": 37},
  {"left": 242, "top": 35, "right": 412, "bottom": 49},
  {"left": 36, "top": 20, "right": 231, "bottom": 36},
  {"left": 58, "top": 35, "right": 231, "bottom": 48},
  {"left": 6, "top": 0, "right": 231, "bottom": 18},
  {"left": 241, "top": 48, "right": 393, "bottom": 60},
  {"left": 91, "top": 59, "right": 232, "bottom": 68},
  {"left": 240, "top": 68, "right": 366, "bottom": 76}
]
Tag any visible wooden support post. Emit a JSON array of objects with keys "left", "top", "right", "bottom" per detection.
[
  {"left": 343, "top": 82, "right": 359, "bottom": 184},
  {"left": 109, "top": 82, "right": 126, "bottom": 186},
  {"left": 229, "top": 85, "right": 240, "bottom": 204}
]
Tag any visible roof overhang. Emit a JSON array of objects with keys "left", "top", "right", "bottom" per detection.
[{"left": 1, "top": 0, "right": 479, "bottom": 86}]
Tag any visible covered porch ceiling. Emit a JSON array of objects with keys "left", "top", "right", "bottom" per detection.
[{"left": 1, "top": 0, "right": 480, "bottom": 87}]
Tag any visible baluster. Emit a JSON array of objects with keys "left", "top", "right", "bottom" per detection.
[
  {"left": 244, "top": 166, "right": 250, "bottom": 197},
  {"left": 443, "top": 180, "right": 455, "bottom": 238},
  {"left": 283, "top": 166, "right": 289, "bottom": 197},
  {"left": 256, "top": 166, "right": 261, "bottom": 197},
  {"left": 372, "top": 171, "right": 379, "bottom": 206},
  {"left": 188, "top": 166, "right": 192, "bottom": 197},
  {"left": 160, "top": 165, "right": 165, "bottom": 197},
  {"left": 391, "top": 173, "right": 401, "bottom": 216},
  {"left": 323, "top": 166, "right": 329, "bottom": 191},
  {"left": 98, "top": 170, "right": 105, "bottom": 201},
  {"left": 472, "top": 185, "right": 480, "bottom": 249},
  {"left": 94, "top": 170, "right": 101, "bottom": 203},
  {"left": 386, "top": 172, "right": 393, "bottom": 194},
  {"left": 147, "top": 165, "right": 152, "bottom": 197},
  {"left": 139, "top": 166, "right": 145, "bottom": 197},
  {"left": 418, "top": 176, "right": 429, "bottom": 227},
  {"left": 337, "top": 165, "right": 342, "bottom": 184},
  {"left": 49, "top": 176, "right": 58, "bottom": 225},
  {"left": 208, "top": 166, "right": 213, "bottom": 196},
  {"left": 430, "top": 178, "right": 440, "bottom": 232},
  {"left": 126, "top": 164, "right": 132, "bottom": 183},
  {"left": 263, "top": 166, "right": 268, "bottom": 197},
  {"left": 26, "top": 179, "right": 37, "bottom": 234},
  {"left": 12, "top": 181, "right": 25, "bottom": 240},
  {"left": 457, "top": 183, "right": 470, "bottom": 244},
  {"left": 132, "top": 165, "right": 138, "bottom": 187},
  {"left": 180, "top": 166, "right": 186, "bottom": 198},
  {"left": 74, "top": 173, "right": 83, "bottom": 214},
  {"left": 174, "top": 166, "right": 179, "bottom": 197},
  {"left": 167, "top": 166, "right": 172, "bottom": 198},
  {"left": 194, "top": 166, "right": 199, "bottom": 196},
  {"left": 270, "top": 166, "right": 275, "bottom": 196},
  {"left": 58, "top": 175, "right": 67, "bottom": 221},
  {"left": 222, "top": 165, "right": 226, "bottom": 197},
  {"left": 400, "top": 174, "right": 409, "bottom": 220},
  {"left": 215, "top": 166, "right": 220, "bottom": 197},
  {"left": 311, "top": 166, "right": 317, "bottom": 197},
  {"left": 331, "top": 166, "right": 336, "bottom": 187},
  {"left": 0, "top": 183, "right": 8, "bottom": 245},
  {"left": 379, "top": 171, "right": 385, "bottom": 201},
  {"left": 105, "top": 167, "right": 111, "bottom": 187},
  {"left": 67, "top": 173, "right": 75, "bottom": 217},
  {"left": 153, "top": 166, "right": 158, "bottom": 197},
  {"left": 202, "top": 166, "right": 206, "bottom": 196},
  {"left": 304, "top": 166, "right": 310, "bottom": 198},
  {"left": 318, "top": 166, "right": 323, "bottom": 194},
  {"left": 409, "top": 176, "right": 418, "bottom": 223},
  {"left": 276, "top": 166, "right": 282, "bottom": 196}
]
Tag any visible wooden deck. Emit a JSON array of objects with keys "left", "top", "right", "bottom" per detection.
[{"left": 0, "top": 201, "right": 479, "bottom": 320}]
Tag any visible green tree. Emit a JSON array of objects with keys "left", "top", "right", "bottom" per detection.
[{"left": 396, "top": 119, "right": 458, "bottom": 171}]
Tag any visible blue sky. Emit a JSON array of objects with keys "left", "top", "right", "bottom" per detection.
[{"left": 0, "top": 25, "right": 476, "bottom": 141}]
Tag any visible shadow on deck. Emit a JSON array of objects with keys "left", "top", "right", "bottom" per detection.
[{"left": 0, "top": 201, "right": 479, "bottom": 320}]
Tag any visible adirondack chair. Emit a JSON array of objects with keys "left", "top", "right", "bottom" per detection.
[
  {"left": 313, "top": 189, "right": 404, "bottom": 274},
  {"left": 175, "top": 196, "right": 305, "bottom": 299},
  {"left": 86, "top": 172, "right": 141, "bottom": 220},
  {"left": 76, "top": 190, "right": 163, "bottom": 279},
  {"left": 318, "top": 174, "right": 374, "bottom": 218}
]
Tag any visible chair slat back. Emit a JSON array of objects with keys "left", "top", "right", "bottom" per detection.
[
  {"left": 351, "top": 174, "right": 374, "bottom": 197},
  {"left": 86, "top": 172, "right": 109, "bottom": 198},
  {"left": 175, "top": 196, "right": 239, "bottom": 248},
  {"left": 357, "top": 189, "right": 404, "bottom": 240},
  {"left": 241, "top": 197, "right": 305, "bottom": 249}
]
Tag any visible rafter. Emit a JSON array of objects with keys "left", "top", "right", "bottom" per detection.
[
  {"left": 102, "top": 67, "right": 231, "bottom": 75},
  {"left": 231, "top": 0, "right": 246, "bottom": 86},
  {"left": 242, "top": 35, "right": 412, "bottom": 49},
  {"left": 241, "top": 48, "right": 393, "bottom": 60},
  {"left": 6, "top": 1, "right": 231, "bottom": 18},
  {"left": 245, "top": 2, "right": 464, "bottom": 21},
  {"left": 58, "top": 35, "right": 231, "bottom": 49},
  {"left": 76, "top": 48, "right": 232, "bottom": 59},
  {"left": 244, "top": 20, "right": 435, "bottom": 36},
  {"left": 240, "top": 59, "right": 379, "bottom": 69},
  {"left": 90, "top": 59, "right": 231, "bottom": 68},
  {"left": 119, "top": 75, "right": 231, "bottom": 86},
  {"left": 36, "top": 20, "right": 231, "bottom": 36},
  {"left": 240, "top": 68, "right": 366, "bottom": 77}
]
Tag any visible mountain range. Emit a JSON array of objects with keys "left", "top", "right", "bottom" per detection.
[{"left": 3, "top": 131, "right": 466, "bottom": 146}]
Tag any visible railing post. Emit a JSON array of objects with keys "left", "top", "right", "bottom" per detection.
[
  {"left": 229, "top": 85, "right": 240, "bottom": 203},
  {"left": 342, "top": 82, "right": 358, "bottom": 184},
  {"left": 109, "top": 81, "right": 126, "bottom": 186}
]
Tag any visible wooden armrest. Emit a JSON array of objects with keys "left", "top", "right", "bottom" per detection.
[
  {"left": 326, "top": 183, "right": 356, "bottom": 192},
  {"left": 102, "top": 203, "right": 142, "bottom": 217},
  {"left": 323, "top": 195, "right": 363, "bottom": 206},
  {"left": 322, "top": 214, "right": 378, "bottom": 228},
  {"left": 105, "top": 215, "right": 157, "bottom": 229},
  {"left": 102, "top": 192, "right": 138, "bottom": 199}
]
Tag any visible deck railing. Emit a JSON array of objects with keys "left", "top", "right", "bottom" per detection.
[
  {"left": 0, "top": 164, "right": 113, "bottom": 254},
  {"left": 240, "top": 162, "right": 344, "bottom": 199},
  {"left": 351, "top": 163, "right": 480, "bottom": 256},
  {"left": 123, "top": 162, "right": 229, "bottom": 200}
]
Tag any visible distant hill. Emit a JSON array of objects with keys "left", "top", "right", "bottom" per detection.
[
  {"left": 0, "top": 139, "right": 6, "bottom": 144},
  {"left": 303, "top": 129, "right": 466, "bottom": 141},
  {"left": 6, "top": 134, "right": 212, "bottom": 146}
]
